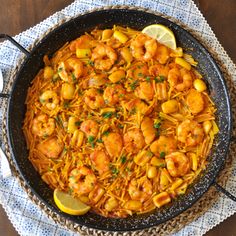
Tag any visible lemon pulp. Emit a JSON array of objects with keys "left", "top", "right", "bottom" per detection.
[
  {"left": 142, "top": 24, "right": 177, "bottom": 50},
  {"left": 54, "top": 189, "right": 91, "bottom": 215}
]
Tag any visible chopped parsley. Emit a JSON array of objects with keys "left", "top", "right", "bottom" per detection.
[
  {"left": 146, "top": 76, "right": 151, "bottom": 82},
  {"left": 102, "top": 130, "right": 110, "bottom": 136},
  {"left": 88, "top": 136, "right": 95, "bottom": 148},
  {"left": 159, "top": 163, "right": 166, "bottom": 168},
  {"left": 118, "top": 124, "right": 124, "bottom": 129},
  {"left": 154, "top": 75, "right": 166, "bottom": 83},
  {"left": 97, "top": 138, "right": 103, "bottom": 143},
  {"left": 130, "top": 80, "right": 139, "bottom": 91},
  {"left": 55, "top": 116, "right": 63, "bottom": 128},
  {"left": 155, "top": 129, "right": 161, "bottom": 137},
  {"left": 88, "top": 60, "right": 94, "bottom": 66},
  {"left": 121, "top": 155, "right": 127, "bottom": 164},
  {"left": 75, "top": 121, "right": 82, "bottom": 126},
  {"left": 160, "top": 151, "right": 166, "bottom": 159},
  {"left": 112, "top": 167, "right": 119, "bottom": 175},
  {"left": 138, "top": 72, "right": 143, "bottom": 77},
  {"left": 154, "top": 122, "right": 161, "bottom": 129},
  {"left": 102, "top": 112, "right": 113, "bottom": 119},
  {"left": 71, "top": 72, "right": 77, "bottom": 83},
  {"left": 58, "top": 67, "right": 63, "bottom": 72}
]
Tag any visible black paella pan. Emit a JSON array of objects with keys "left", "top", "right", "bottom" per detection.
[{"left": 0, "top": 7, "right": 235, "bottom": 232}]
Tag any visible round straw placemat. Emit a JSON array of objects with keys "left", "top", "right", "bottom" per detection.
[{"left": 1, "top": 5, "right": 235, "bottom": 236}]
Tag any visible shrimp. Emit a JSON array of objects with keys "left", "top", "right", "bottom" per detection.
[
  {"left": 130, "top": 34, "right": 157, "bottom": 61},
  {"left": 70, "top": 35, "right": 93, "bottom": 51},
  {"left": 90, "top": 150, "right": 110, "bottom": 174},
  {"left": 150, "top": 135, "right": 177, "bottom": 157},
  {"left": 40, "top": 90, "right": 59, "bottom": 110},
  {"left": 186, "top": 89, "right": 205, "bottom": 114},
  {"left": 103, "top": 84, "right": 126, "bottom": 105},
  {"left": 128, "top": 177, "right": 153, "bottom": 202},
  {"left": 102, "top": 132, "right": 123, "bottom": 157},
  {"left": 88, "top": 72, "right": 107, "bottom": 87},
  {"left": 124, "top": 129, "right": 145, "bottom": 154},
  {"left": 155, "top": 45, "right": 170, "bottom": 64},
  {"left": 177, "top": 119, "right": 204, "bottom": 146},
  {"left": 124, "top": 98, "right": 149, "bottom": 115},
  {"left": 135, "top": 81, "right": 154, "bottom": 101},
  {"left": 36, "top": 137, "right": 64, "bottom": 158},
  {"left": 91, "top": 43, "right": 117, "bottom": 71},
  {"left": 168, "top": 68, "right": 193, "bottom": 91},
  {"left": 165, "top": 152, "right": 190, "bottom": 177},
  {"left": 58, "top": 58, "right": 84, "bottom": 83},
  {"left": 127, "top": 62, "right": 148, "bottom": 80},
  {"left": 80, "top": 120, "right": 99, "bottom": 137},
  {"left": 141, "top": 117, "right": 156, "bottom": 144},
  {"left": 149, "top": 64, "right": 169, "bottom": 77},
  {"left": 32, "top": 114, "right": 55, "bottom": 137},
  {"left": 84, "top": 88, "right": 105, "bottom": 109},
  {"left": 69, "top": 166, "right": 96, "bottom": 196}
]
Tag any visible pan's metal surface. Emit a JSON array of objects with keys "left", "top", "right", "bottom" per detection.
[{"left": 6, "top": 9, "right": 232, "bottom": 231}]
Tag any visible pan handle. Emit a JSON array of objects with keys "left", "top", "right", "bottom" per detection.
[
  {"left": 0, "top": 34, "right": 30, "bottom": 56},
  {"left": 213, "top": 181, "right": 236, "bottom": 202},
  {"left": 0, "top": 34, "right": 30, "bottom": 98}
]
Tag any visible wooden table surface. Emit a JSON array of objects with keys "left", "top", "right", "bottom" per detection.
[{"left": 0, "top": 0, "right": 235, "bottom": 235}]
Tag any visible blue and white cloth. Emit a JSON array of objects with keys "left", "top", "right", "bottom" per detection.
[{"left": 0, "top": 0, "right": 236, "bottom": 235}]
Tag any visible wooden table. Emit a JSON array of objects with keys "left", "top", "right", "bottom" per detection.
[{"left": 0, "top": 0, "right": 235, "bottom": 235}]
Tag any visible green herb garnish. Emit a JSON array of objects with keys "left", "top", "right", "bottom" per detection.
[
  {"left": 71, "top": 72, "right": 77, "bottom": 82},
  {"left": 121, "top": 155, "right": 127, "bottom": 164},
  {"left": 55, "top": 116, "right": 63, "bottom": 128},
  {"left": 75, "top": 121, "right": 82, "bottom": 126},
  {"left": 130, "top": 80, "right": 139, "bottom": 91},
  {"left": 118, "top": 124, "right": 124, "bottom": 129},
  {"left": 160, "top": 151, "right": 166, "bottom": 159},
  {"left": 97, "top": 139, "right": 103, "bottom": 143},
  {"left": 58, "top": 67, "right": 63, "bottom": 72},
  {"left": 159, "top": 163, "right": 166, "bottom": 168},
  {"left": 88, "top": 60, "right": 94, "bottom": 66},
  {"left": 102, "top": 112, "right": 113, "bottom": 119},
  {"left": 146, "top": 76, "right": 151, "bottom": 82},
  {"left": 102, "top": 130, "right": 110, "bottom": 136},
  {"left": 154, "top": 75, "right": 166, "bottom": 83},
  {"left": 88, "top": 136, "right": 95, "bottom": 148},
  {"left": 154, "top": 122, "right": 161, "bottom": 129}
]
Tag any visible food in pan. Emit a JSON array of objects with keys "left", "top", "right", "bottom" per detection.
[{"left": 23, "top": 24, "right": 218, "bottom": 217}]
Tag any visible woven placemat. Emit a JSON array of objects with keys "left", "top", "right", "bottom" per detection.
[{"left": 1, "top": 5, "right": 236, "bottom": 236}]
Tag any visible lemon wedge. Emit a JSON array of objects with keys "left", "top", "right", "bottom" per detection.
[
  {"left": 142, "top": 24, "right": 176, "bottom": 50},
  {"left": 54, "top": 189, "right": 91, "bottom": 215}
]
